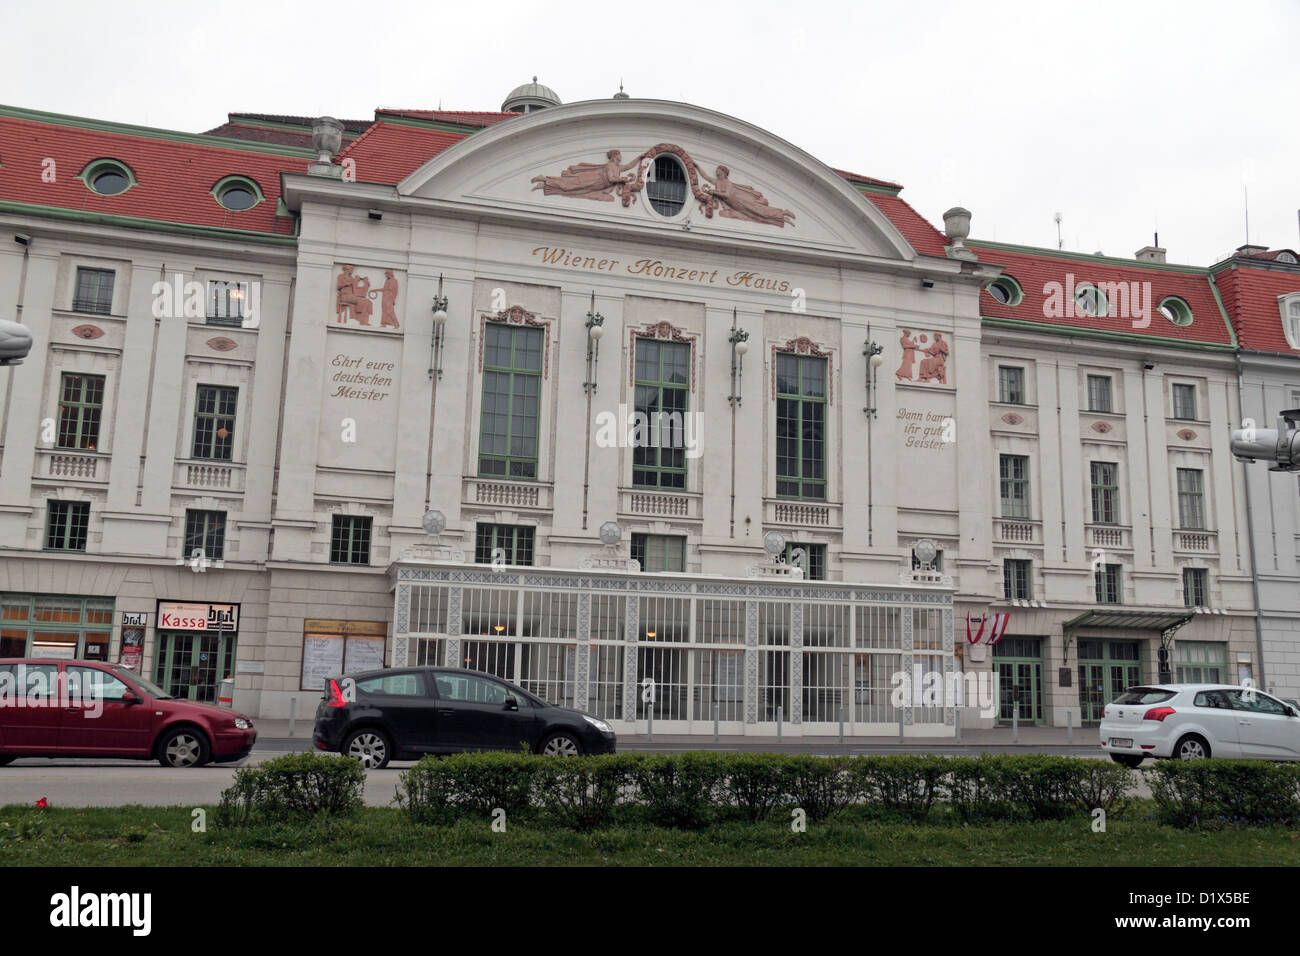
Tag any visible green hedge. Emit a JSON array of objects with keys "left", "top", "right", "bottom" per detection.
[
  {"left": 1147, "top": 760, "right": 1300, "bottom": 828},
  {"left": 218, "top": 752, "right": 366, "bottom": 827},
  {"left": 389, "top": 752, "right": 1300, "bottom": 831},
  {"left": 392, "top": 752, "right": 1153, "bottom": 829}
]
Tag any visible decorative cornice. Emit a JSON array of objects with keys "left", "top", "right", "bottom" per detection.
[
  {"left": 772, "top": 337, "right": 834, "bottom": 405},
  {"left": 478, "top": 305, "right": 552, "bottom": 378},
  {"left": 628, "top": 320, "right": 698, "bottom": 392}
]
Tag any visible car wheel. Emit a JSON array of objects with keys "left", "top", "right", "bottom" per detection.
[
  {"left": 1110, "top": 754, "right": 1143, "bottom": 768},
  {"left": 539, "top": 732, "right": 583, "bottom": 757},
  {"left": 157, "top": 727, "right": 211, "bottom": 768},
  {"left": 344, "top": 729, "right": 392, "bottom": 769},
  {"left": 1174, "top": 734, "right": 1210, "bottom": 760}
]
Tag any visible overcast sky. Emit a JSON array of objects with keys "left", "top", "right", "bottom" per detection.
[{"left": 7, "top": 0, "right": 1297, "bottom": 266}]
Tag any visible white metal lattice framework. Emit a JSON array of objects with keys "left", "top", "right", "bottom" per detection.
[{"left": 392, "top": 561, "right": 955, "bottom": 737}]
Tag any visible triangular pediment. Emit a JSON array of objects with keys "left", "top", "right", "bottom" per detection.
[{"left": 398, "top": 100, "right": 917, "bottom": 261}]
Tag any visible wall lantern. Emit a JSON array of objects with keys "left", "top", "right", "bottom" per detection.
[
  {"left": 583, "top": 292, "right": 604, "bottom": 393},
  {"left": 863, "top": 338, "right": 885, "bottom": 418},
  {"left": 728, "top": 311, "right": 749, "bottom": 407},
  {"left": 429, "top": 274, "right": 450, "bottom": 381}
]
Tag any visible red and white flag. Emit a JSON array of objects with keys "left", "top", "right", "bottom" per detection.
[{"left": 966, "top": 612, "right": 1011, "bottom": 645}]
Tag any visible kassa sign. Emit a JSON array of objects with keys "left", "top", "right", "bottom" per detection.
[{"left": 158, "top": 602, "right": 239, "bottom": 631}]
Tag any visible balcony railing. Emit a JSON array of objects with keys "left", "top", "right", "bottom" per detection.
[
  {"left": 627, "top": 492, "right": 690, "bottom": 518},
  {"left": 174, "top": 460, "right": 245, "bottom": 493},
  {"left": 463, "top": 477, "right": 552, "bottom": 511},
  {"left": 1175, "top": 531, "right": 1216, "bottom": 553},
  {"left": 48, "top": 453, "right": 99, "bottom": 479},
  {"left": 995, "top": 519, "right": 1038, "bottom": 544}
]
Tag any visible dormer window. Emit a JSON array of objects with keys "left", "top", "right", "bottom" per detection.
[
  {"left": 1280, "top": 293, "right": 1300, "bottom": 351},
  {"left": 79, "top": 159, "right": 135, "bottom": 197},
  {"left": 211, "top": 176, "right": 264, "bottom": 212}
]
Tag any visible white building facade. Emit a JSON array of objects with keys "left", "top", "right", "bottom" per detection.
[{"left": 0, "top": 92, "right": 1286, "bottom": 734}]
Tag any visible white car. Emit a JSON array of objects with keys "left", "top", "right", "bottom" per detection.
[{"left": 1099, "top": 684, "right": 1300, "bottom": 766}]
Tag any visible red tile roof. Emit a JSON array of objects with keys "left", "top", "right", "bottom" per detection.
[
  {"left": 377, "top": 109, "right": 520, "bottom": 128},
  {"left": 0, "top": 114, "right": 302, "bottom": 236},
  {"left": 336, "top": 121, "right": 468, "bottom": 184},
  {"left": 972, "top": 243, "right": 1234, "bottom": 345},
  {"left": 831, "top": 167, "right": 902, "bottom": 190},
  {"left": 864, "top": 193, "right": 948, "bottom": 257},
  {"left": 1213, "top": 264, "right": 1300, "bottom": 354}
]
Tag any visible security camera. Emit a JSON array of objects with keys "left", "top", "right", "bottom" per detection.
[
  {"left": 1231, "top": 410, "right": 1300, "bottom": 472},
  {"left": 920, "top": 278, "right": 935, "bottom": 289},
  {"left": 367, "top": 209, "right": 382, "bottom": 221},
  {"left": 13, "top": 234, "right": 30, "bottom": 246}
]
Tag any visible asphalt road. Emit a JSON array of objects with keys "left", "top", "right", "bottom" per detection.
[{"left": 0, "top": 739, "right": 1144, "bottom": 808}]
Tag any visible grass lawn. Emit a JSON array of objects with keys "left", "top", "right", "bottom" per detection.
[{"left": 3, "top": 802, "right": 1300, "bottom": 866}]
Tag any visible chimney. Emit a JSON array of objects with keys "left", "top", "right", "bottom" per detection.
[
  {"left": 1136, "top": 245, "right": 1166, "bottom": 263},
  {"left": 1236, "top": 243, "right": 1268, "bottom": 258}
]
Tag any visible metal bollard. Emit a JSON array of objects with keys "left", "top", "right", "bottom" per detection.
[
  {"left": 1012, "top": 707, "right": 1019, "bottom": 744},
  {"left": 898, "top": 708, "right": 905, "bottom": 743},
  {"left": 1067, "top": 708, "right": 1073, "bottom": 745},
  {"left": 713, "top": 702, "right": 719, "bottom": 743},
  {"left": 647, "top": 707, "right": 654, "bottom": 743},
  {"left": 838, "top": 705, "right": 844, "bottom": 744},
  {"left": 777, "top": 705, "right": 783, "bottom": 742},
  {"left": 955, "top": 706, "right": 962, "bottom": 743},
  {"left": 288, "top": 695, "right": 297, "bottom": 737}
]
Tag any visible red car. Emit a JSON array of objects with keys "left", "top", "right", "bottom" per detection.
[{"left": 0, "top": 658, "right": 256, "bottom": 768}]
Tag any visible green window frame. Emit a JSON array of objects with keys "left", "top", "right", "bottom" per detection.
[
  {"left": 184, "top": 509, "right": 226, "bottom": 562},
  {"left": 478, "top": 323, "right": 542, "bottom": 480},
  {"left": 329, "top": 515, "right": 372, "bottom": 566},
  {"left": 474, "top": 524, "right": 534, "bottom": 566},
  {"left": 1176, "top": 468, "right": 1206, "bottom": 530},
  {"left": 1183, "top": 568, "right": 1208, "bottom": 608},
  {"left": 999, "top": 454, "right": 1030, "bottom": 518},
  {"left": 1090, "top": 461, "right": 1119, "bottom": 524},
  {"left": 783, "top": 542, "right": 826, "bottom": 580},
  {"left": 997, "top": 366, "right": 1024, "bottom": 404},
  {"left": 1087, "top": 374, "right": 1113, "bottom": 413},
  {"left": 1175, "top": 641, "right": 1225, "bottom": 683},
  {"left": 1095, "top": 564, "right": 1122, "bottom": 604},
  {"left": 45, "top": 501, "right": 90, "bottom": 552},
  {"left": 1172, "top": 383, "right": 1197, "bottom": 421},
  {"left": 1003, "top": 559, "right": 1032, "bottom": 600},
  {"left": 207, "top": 279, "right": 251, "bottom": 327},
  {"left": 0, "top": 594, "right": 114, "bottom": 659},
  {"left": 57, "top": 373, "right": 105, "bottom": 450},
  {"left": 192, "top": 385, "right": 237, "bottom": 460},
  {"left": 775, "top": 353, "right": 827, "bottom": 500},
  {"left": 631, "top": 533, "right": 686, "bottom": 573},
  {"left": 632, "top": 338, "right": 690, "bottom": 489},
  {"left": 73, "top": 267, "right": 115, "bottom": 315}
]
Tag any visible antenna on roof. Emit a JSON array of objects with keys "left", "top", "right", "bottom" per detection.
[
  {"left": 1244, "top": 186, "right": 1250, "bottom": 249},
  {"left": 1053, "top": 211, "right": 1063, "bottom": 250}
]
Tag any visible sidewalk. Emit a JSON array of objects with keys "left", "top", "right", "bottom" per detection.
[{"left": 251, "top": 718, "right": 1097, "bottom": 749}]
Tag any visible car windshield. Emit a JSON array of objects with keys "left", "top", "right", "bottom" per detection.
[
  {"left": 1112, "top": 688, "right": 1175, "bottom": 705},
  {"left": 111, "top": 666, "right": 173, "bottom": 699}
]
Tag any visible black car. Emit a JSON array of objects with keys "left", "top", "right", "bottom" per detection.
[{"left": 312, "top": 666, "right": 617, "bottom": 768}]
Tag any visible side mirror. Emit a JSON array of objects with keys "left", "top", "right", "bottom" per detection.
[
  {"left": 121, "top": 691, "right": 141, "bottom": 705},
  {"left": 503, "top": 697, "right": 518, "bottom": 711}
]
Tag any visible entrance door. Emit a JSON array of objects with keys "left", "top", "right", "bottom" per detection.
[
  {"left": 993, "top": 637, "right": 1044, "bottom": 723},
  {"left": 1079, "top": 663, "right": 1106, "bottom": 722},
  {"left": 155, "top": 630, "right": 236, "bottom": 702},
  {"left": 1078, "top": 639, "right": 1142, "bottom": 723}
]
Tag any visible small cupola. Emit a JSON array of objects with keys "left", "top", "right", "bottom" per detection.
[{"left": 502, "top": 77, "right": 561, "bottom": 113}]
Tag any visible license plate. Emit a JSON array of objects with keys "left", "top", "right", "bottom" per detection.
[{"left": 1110, "top": 737, "right": 1133, "bottom": 748}]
